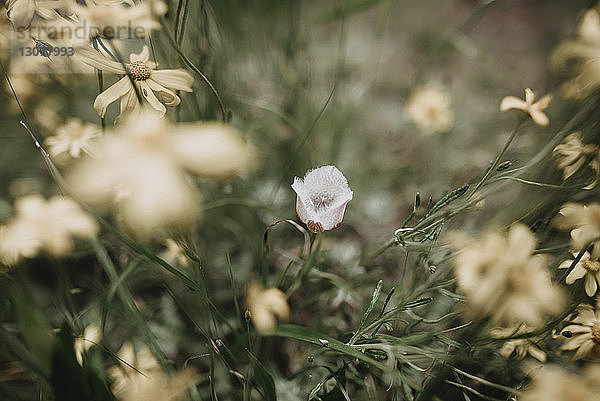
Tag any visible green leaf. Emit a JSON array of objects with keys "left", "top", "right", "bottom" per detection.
[{"left": 247, "top": 350, "right": 277, "bottom": 401}]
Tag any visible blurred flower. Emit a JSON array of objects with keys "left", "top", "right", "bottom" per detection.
[
  {"left": 489, "top": 325, "right": 546, "bottom": 362},
  {"left": 108, "top": 342, "right": 198, "bottom": 401},
  {"left": 559, "top": 304, "right": 600, "bottom": 360},
  {"left": 73, "top": 324, "right": 101, "bottom": 366},
  {"left": 5, "top": 0, "right": 68, "bottom": 31},
  {"left": 553, "top": 202, "right": 600, "bottom": 258},
  {"left": 66, "top": 111, "right": 252, "bottom": 238},
  {"left": 452, "top": 224, "right": 566, "bottom": 327},
  {"left": 246, "top": 282, "right": 290, "bottom": 334},
  {"left": 45, "top": 118, "right": 101, "bottom": 162},
  {"left": 404, "top": 84, "right": 454, "bottom": 134},
  {"left": 0, "top": 194, "right": 98, "bottom": 266},
  {"left": 558, "top": 251, "right": 600, "bottom": 297},
  {"left": 553, "top": 132, "right": 600, "bottom": 188},
  {"left": 519, "top": 364, "right": 600, "bottom": 401},
  {"left": 500, "top": 88, "right": 552, "bottom": 126},
  {"left": 77, "top": 45, "right": 193, "bottom": 122},
  {"left": 550, "top": 7, "right": 600, "bottom": 99},
  {"left": 159, "top": 238, "right": 190, "bottom": 267},
  {"left": 291, "top": 165, "right": 353, "bottom": 233}
]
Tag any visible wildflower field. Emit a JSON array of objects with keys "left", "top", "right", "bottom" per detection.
[{"left": 2, "top": 0, "right": 600, "bottom": 400}]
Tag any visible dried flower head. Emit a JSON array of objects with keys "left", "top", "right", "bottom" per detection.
[
  {"left": 404, "top": 83, "right": 454, "bottom": 134},
  {"left": 77, "top": 46, "right": 193, "bottom": 122},
  {"left": 0, "top": 194, "right": 99, "bottom": 266},
  {"left": 489, "top": 324, "right": 546, "bottom": 362},
  {"left": 452, "top": 224, "right": 566, "bottom": 327},
  {"left": 519, "top": 364, "right": 600, "bottom": 401},
  {"left": 246, "top": 282, "right": 290, "bottom": 334},
  {"left": 45, "top": 118, "right": 101, "bottom": 163},
  {"left": 500, "top": 88, "right": 552, "bottom": 126},
  {"left": 291, "top": 165, "right": 353, "bottom": 233},
  {"left": 553, "top": 132, "right": 600, "bottom": 188},
  {"left": 108, "top": 342, "right": 198, "bottom": 401},
  {"left": 73, "top": 324, "right": 102, "bottom": 366},
  {"left": 558, "top": 251, "right": 600, "bottom": 297},
  {"left": 559, "top": 303, "right": 600, "bottom": 361},
  {"left": 553, "top": 202, "right": 600, "bottom": 258},
  {"left": 66, "top": 111, "right": 252, "bottom": 238}
]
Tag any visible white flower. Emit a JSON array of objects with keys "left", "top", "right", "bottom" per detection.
[
  {"left": 73, "top": 324, "right": 102, "bottom": 366},
  {"left": 247, "top": 282, "right": 290, "bottom": 334},
  {"left": 500, "top": 88, "right": 552, "bottom": 126},
  {"left": 108, "top": 342, "right": 198, "bottom": 401},
  {"left": 559, "top": 304, "right": 600, "bottom": 360},
  {"left": 291, "top": 165, "right": 353, "bottom": 233},
  {"left": 553, "top": 202, "right": 600, "bottom": 258},
  {"left": 0, "top": 194, "right": 99, "bottom": 266},
  {"left": 553, "top": 132, "right": 600, "bottom": 188},
  {"left": 45, "top": 118, "right": 101, "bottom": 162},
  {"left": 77, "top": 45, "right": 193, "bottom": 122},
  {"left": 66, "top": 111, "right": 252, "bottom": 238},
  {"left": 558, "top": 251, "right": 600, "bottom": 297},
  {"left": 489, "top": 325, "right": 546, "bottom": 362},
  {"left": 404, "top": 84, "right": 454, "bottom": 134}
]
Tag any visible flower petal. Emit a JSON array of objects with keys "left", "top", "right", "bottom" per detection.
[
  {"left": 500, "top": 96, "right": 526, "bottom": 112},
  {"left": 138, "top": 81, "right": 166, "bottom": 115},
  {"left": 76, "top": 47, "right": 125, "bottom": 74},
  {"left": 585, "top": 274, "right": 598, "bottom": 296},
  {"left": 150, "top": 69, "right": 194, "bottom": 92},
  {"left": 566, "top": 265, "right": 587, "bottom": 284},
  {"left": 93, "top": 76, "right": 133, "bottom": 118},
  {"left": 146, "top": 79, "right": 181, "bottom": 106},
  {"left": 529, "top": 110, "right": 549, "bottom": 126}
]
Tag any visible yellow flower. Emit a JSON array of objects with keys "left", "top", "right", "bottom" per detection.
[
  {"left": 0, "top": 194, "right": 99, "bottom": 266},
  {"left": 519, "top": 364, "right": 600, "bottom": 401},
  {"left": 559, "top": 304, "right": 600, "bottom": 361},
  {"left": 500, "top": 88, "right": 552, "bottom": 126},
  {"left": 452, "top": 224, "right": 566, "bottom": 327},
  {"left": 246, "top": 282, "right": 290, "bottom": 334},
  {"left": 45, "top": 118, "right": 101, "bottom": 162},
  {"left": 553, "top": 202, "right": 600, "bottom": 258},
  {"left": 558, "top": 251, "right": 600, "bottom": 297},
  {"left": 73, "top": 324, "right": 102, "bottom": 366},
  {"left": 553, "top": 132, "right": 600, "bottom": 188},
  {"left": 404, "top": 83, "right": 454, "bottom": 134},
  {"left": 66, "top": 110, "right": 252, "bottom": 238},
  {"left": 77, "top": 45, "right": 194, "bottom": 122},
  {"left": 108, "top": 342, "right": 198, "bottom": 401}
]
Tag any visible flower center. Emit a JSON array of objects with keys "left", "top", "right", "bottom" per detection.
[
  {"left": 592, "top": 321, "right": 600, "bottom": 344},
  {"left": 582, "top": 258, "right": 600, "bottom": 272},
  {"left": 310, "top": 193, "right": 333, "bottom": 212},
  {"left": 128, "top": 61, "right": 151, "bottom": 81}
]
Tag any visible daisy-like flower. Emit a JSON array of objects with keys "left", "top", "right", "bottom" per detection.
[
  {"left": 45, "top": 118, "right": 101, "bottom": 162},
  {"left": 291, "top": 165, "right": 353, "bottom": 233},
  {"left": 108, "top": 342, "right": 198, "bottom": 401},
  {"left": 246, "top": 282, "right": 290, "bottom": 334},
  {"left": 500, "top": 88, "right": 552, "bottom": 126},
  {"left": 519, "top": 364, "right": 600, "bottom": 401},
  {"left": 452, "top": 224, "right": 566, "bottom": 327},
  {"left": 550, "top": 7, "right": 600, "bottom": 99},
  {"left": 553, "top": 132, "right": 600, "bottom": 188},
  {"left": 73, "top": 324, "right": 102, "bottom": 366},
  {"left": 77, "top": 45, "right": 194, "bottom": 121},
  {"left": 558, "top": 251, "right": 600, "bottom": 297},
  {"left": 559, "top": 304, "right": 600, "bottom": 360},
  {"left": 404, "top": 83, "right": 454, "bottom": 134},
  {"left": 489, "top": 325, "right": 546, "bottom": 362},
  {"left": 553, "top": 202, "right": 600, "bottom": 258},
  {"left": 66, "top": 110, "right": 252, "bottom": 238},
  {"left": 0, "top": 194, "right": 99, "bottom": 266}
]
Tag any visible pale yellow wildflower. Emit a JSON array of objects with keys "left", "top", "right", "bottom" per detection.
[
  {"left": 559, "top": 303, "right": 600, "bottom": 361},
  {"left": 553, "top": 202, "right": 600, "bottom": 258},
  {"left": 45, "top": 118, "right": 101, "bottom": 163},
  {"left": 558, "top": 251, "right": 600, "bottom": 297},
  {"left": 66, "top": 110, "right": 252, "bottom": 238},
  {"left": 500, "top": 88, "right": 552, "bottom": 126},
  {"left": 247, "top": 282, "right": 290, "bottom": 334},
  {"left": 77, "top": 45, "right": 193, "bottom": 122},
  {"left": 452, "top": 224, "right": 566, "bottom": 327},
  {"left": 404, "top": 84, "right": 454, "bottom": 134},
  {"left": 73, "top": 324, "right": 102, "bottom": 366},
  {"left": 0, "top": 194, "right": 98, "bottom": 266},
  {"left": 553, "top": 132, "right": 600, "bottom": 188},
  {"left": 108, "top": 342, "right": 198, "bottom": 401},
  {"left": 519, "top": 364, "right": 600, "bottom": 401}
]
